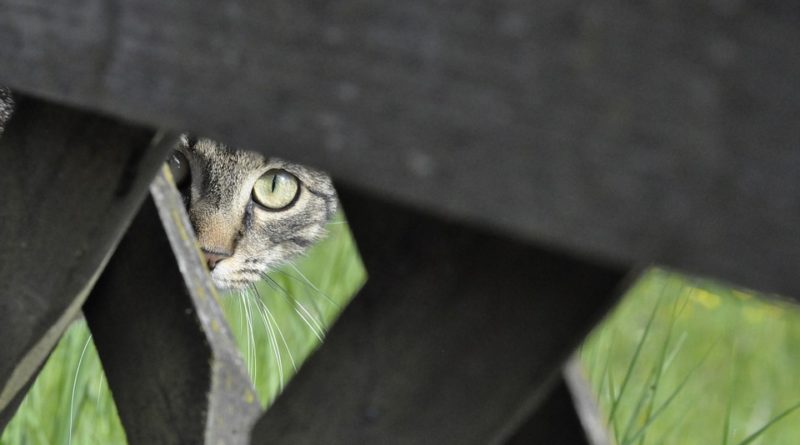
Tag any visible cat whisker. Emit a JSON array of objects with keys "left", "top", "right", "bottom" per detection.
[
  {"left": 252, "top": 284, "right": 297, "bottom": 373},
  {"left": 69, "top": 333, "right": 93, "bottom": 445},
  {"left": 261, "top": 274, "right": 326, "bottom": 342},
  {"left": 280, "top": 264, "right": 340, "bottom": 309},
  {"left": 262, "top": 272, "right": 327, "bottom": 335},
  {"left": 266, "top": 269, "right": 329, "bottom": 326},
  {"left": 95, "top": 374, "right": 104, "bottom": 412},
  {"left": 271, "top": 268, "right": 329, "bottom": 336},
  {"left": 248, "top": 291, "right": 259, "bottom": 383},
  {"left": 246, "top": 287, "right": 271, "bottom": 361},
  {"left": 249, "top": 284, "right": 285, "bottom": 389},
  {"left": 249, "top": 291, "right": 259, "bottom": 383},
  {"left": 239, "top": 289, "right": 257, "bottom": 380},
  {"left": 236, "top": 294, "right": 246, "bottom": 346}
]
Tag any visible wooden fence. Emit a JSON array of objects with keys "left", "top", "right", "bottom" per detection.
[{"left": 1, "top": 0, "right": 798, "bottom": 443}]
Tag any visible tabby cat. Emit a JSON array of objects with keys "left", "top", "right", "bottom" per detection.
[
  {"left": 0, "top": 89, "right": 334, "bottom": 289},
  {"left": 168, "top": 135, "right": 338, "bottom": 289}
]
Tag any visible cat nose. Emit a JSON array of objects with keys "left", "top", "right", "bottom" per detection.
[{"left": 202, "top": 249, "right": 231, "bottom": 271}]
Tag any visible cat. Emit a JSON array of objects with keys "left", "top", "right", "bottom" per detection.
[
  {"left": 0, "top": 88, "right": 340, "bottom": 441},
  {"left": 0, "top": 88, "right": 336, "bottom": 289},
  {"left": 168, "top": 135, "right": 338, "bottom": 290}
]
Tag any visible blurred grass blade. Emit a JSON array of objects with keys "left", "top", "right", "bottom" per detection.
[
  {"left": 608, "top": 293, "right": 663, "bottom": 425},
  {"left": 630, "top": 287, "right": 690, "bottom": 445},
  {"left": 622, "top": 284, "right": 686, "bottom": 443},
  {"left": 734, "top": 400, "right": 800, "bottom": 445},
  {"left": 623, "top": 341, "right": 717, "bottom": 445},
  {"left": 620, "top": 378, "right": 653, "bottom": 445},
  {"left": 608, "top": 365, "right": 621, "bottom": 442},
  {"left": 595, "top": 330, "right": 616, "bottom": 404},
  {"left": 722, "top": 344, "right": 738, "bottom": 445}
]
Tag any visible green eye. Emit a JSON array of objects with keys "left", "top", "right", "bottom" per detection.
[{"left": 252, "top": 169, "right": 300, "bottom": 210}]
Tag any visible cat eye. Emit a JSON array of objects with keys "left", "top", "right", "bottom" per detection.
[
  {"left": 252, "top": 169, "right": 300, "bottom": 210},
  {"left": 167, "top": 151, "right": 191, "bottom": 187}
]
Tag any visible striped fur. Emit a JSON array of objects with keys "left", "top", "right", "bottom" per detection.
[{"left": 175, "top": 135, "right": 337, "bottom": 289}]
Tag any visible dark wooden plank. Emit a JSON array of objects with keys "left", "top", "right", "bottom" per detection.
[
  {"left": 0, "top": 1, "right": 798, "bottom": 298},
  {"left": 563, "top": 357, "right": 611, "bottom": 445},
  {"left": 506, "top": 358, "right": 610, "bottom": 445},
  {"left": 506, "top": 378, "right": 590, "bottom": 445},
  {"left": 0, "top": 96, "right": 171, "bottom": 428},
  {"left": 250, "top": 186, "right": 627, "bottom": 444},
  {"left": 84, "top": 168, "right": 262, "bottom": 444}
]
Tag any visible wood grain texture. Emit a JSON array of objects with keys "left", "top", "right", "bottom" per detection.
[
  {"left": 250, "top": 186, "right": 626, "bottom": 444},
  {"left": 84, "top": 169, "right": 262, "bottom": 444},
  {"left": 0, "top": 96, "right": 168, "bottom": 428},
  {"left": 0, "top": 0, "right": 798, "bottom": 299}
]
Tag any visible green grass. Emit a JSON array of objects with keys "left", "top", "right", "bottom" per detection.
[
  {"left": 0, "top": 216, "right": 364, "bottom": 445},
  {"left": 581, "top": 269, "right": 800, "bottom": 445},
  {"left": 0, "top": 320, "right": 125, "bottom": 445},
  {"left": 3, "top": 227, "right": 800, "bottom": 444},
  {"left": 220, "top": 217, "right": 365, "bottom": 405}
]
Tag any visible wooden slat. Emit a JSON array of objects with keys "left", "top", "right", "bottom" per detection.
[
  {"left": 506, "top": 379, "right": 590, "bottom": 445},
  {"left": 0, "top": 1, "right": 798, "bottom": 298},
  {"left": 506, "top": 358, "right": 610, "bottom": 445},
  {"left": 250, "top": 186, "right": 627, "bottom": 444},
  {"left": 0, "top": 96, "right": 170, "bottom": 428},
  {"left": 83, "top": 168, "right": 261, "bottom": 444},
  {"left": 563, "top": 357, "right": 611, "bottom": 445}
]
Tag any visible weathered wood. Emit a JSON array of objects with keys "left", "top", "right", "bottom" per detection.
[
  {"left": 251, "top": 186, "right": 627, "bottom": 444},
  {"left": 83, "top": 168, "right": 261, "bottom": 444},
  {"left": 563, "top": 357, "right": 610, "bottom": 445},
  {"left": 0, "top": 0, "right": 798, "bottom": 299},
  {"left": 506, "top": 379, "right": 589, "bottom": 445},
  {"left": 0, "top": 96, "right": 170, "bottom": 428},
  {"left": 506, "top": 358, "right": 610, "bottom": 445}
]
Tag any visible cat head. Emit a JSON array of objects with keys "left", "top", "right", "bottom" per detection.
[{"left": 168, "top": 135, "right": 337, "bottom": 289}]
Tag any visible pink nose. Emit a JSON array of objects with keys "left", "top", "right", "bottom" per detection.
[{"left": 202, "top": 249, "right": 231, "bottom": 271}]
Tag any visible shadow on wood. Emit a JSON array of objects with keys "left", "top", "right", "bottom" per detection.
[
  {"left": 506, "top": 358, "right": 610, "bottom": 445},
  {"left": 84, "top": 169, "right": 261, "bottom": 444},
  {"left": 251, "top": 186, "right": 628, "bottom": 444},
  {"left": 0, "top": 95, "right": 168, "bottom": 428},
  {"left": 0, "top": 0, "right": 798, "bottom": 299}
]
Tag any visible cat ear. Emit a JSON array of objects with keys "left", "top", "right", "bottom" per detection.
[{"left": 179, "top": 133, "right": 198, "bottom": 149}]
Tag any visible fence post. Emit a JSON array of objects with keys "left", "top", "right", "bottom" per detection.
[
  {"left": 506, "top": 358, "right": 610, "bottom": 445},
  {"left": 0, "top": 96, "right": 170, "bottom": 428},
  {"left": 250, "top": 185, "right": 629, "bottom": 444},
  {"left": 83, "top": 168, "right": 261, "bottom": 444}
]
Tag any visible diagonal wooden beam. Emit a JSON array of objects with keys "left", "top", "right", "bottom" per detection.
[
  {"left": 83, "top": 168, "right": 262, "bottom": 444},
  {"left": 250, "top": 186, "right": 629, "bottom": 444},
  {"left": 506, "top": 357, "right": 610, "bottom": 445},
  {"left": 0, "top": 95, "right": 171, "bottom": 428}
]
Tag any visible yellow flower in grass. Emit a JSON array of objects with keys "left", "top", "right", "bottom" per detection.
[
  {"left": 743, "top": 304, "right": 784, "bottom": 323},
  {"left": 743, "top": 306, "right": 766, "bottom": 323},
  {"left": 691, "top": 289, "right": 721, "bottom": 310}
]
